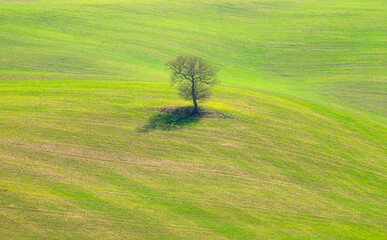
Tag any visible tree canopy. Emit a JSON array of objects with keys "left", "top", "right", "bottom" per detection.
[{"left": 166, "top": 56, "right": 219, "bottom": 114}]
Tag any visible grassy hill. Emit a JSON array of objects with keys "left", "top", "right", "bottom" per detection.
[
  {"left": 1, "top": 0, "right": 386, "bottom": 119},
  {"left": 0, "top": 0, "right": 386, "bottom": 239}
]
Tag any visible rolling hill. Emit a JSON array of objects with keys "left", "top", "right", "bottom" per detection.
[{"left": 0, "top": 0, "right": 386, "bottom": 239}]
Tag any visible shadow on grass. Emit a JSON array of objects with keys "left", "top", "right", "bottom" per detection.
[{"left": 138, "top": 106, "right": 204, "bottom": 132}]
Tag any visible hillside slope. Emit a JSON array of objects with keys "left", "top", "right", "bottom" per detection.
[
  {"left": 0, "top": 80, "right": 386, "bottom": 239},
  {"left": 0, "top": 0, "right": 386, "bottom": 120},
  {"left": 0, "top": 0, "right": 386, "bottom": 239}
]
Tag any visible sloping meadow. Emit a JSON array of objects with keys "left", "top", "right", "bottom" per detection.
[
  {"left": 0, "top": 0, "right": 386, "bottom": 239},
  {"left": 0, "top": 80, "right": 386, "bottom": 239},
  {"left": 1, "top": 0, "right": 386, "bottom": 119}
]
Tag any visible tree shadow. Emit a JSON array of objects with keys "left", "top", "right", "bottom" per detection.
[{"left": 138, "top": 106, "right": 204, "bottom": 132}]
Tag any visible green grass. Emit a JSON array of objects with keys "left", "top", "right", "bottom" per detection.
[
  {"left": 0, "top": 0, "right": 386, "bottom": 239},
  {"left": 1, "top": 0, "right": 386, "bottom": 119},
  {"left": 0, "top": 80, "right": 385, "bottom": 239}
]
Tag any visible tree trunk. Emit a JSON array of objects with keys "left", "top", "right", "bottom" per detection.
[
  {"left": 191, "top": 81, "right": 199, "bottom": 114},
  {"left": 192, "top": 97, "right": 199, "bottom": 114}
]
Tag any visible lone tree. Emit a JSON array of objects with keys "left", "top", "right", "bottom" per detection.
[{"left": 166, "top": 56, "right": 219, "bottom": 114}]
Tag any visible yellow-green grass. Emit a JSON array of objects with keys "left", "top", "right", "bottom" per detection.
[
  {"left": 0, "top": 0, "right": 386, "bottom": 120},
  {"left": 0, "top": 80, "right": 386, "bottom": 239},
  {"left": 1, "top": 0, "right": 387, "bottom": 239}
]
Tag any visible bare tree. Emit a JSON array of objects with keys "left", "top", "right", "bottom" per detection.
[{"left": 166, "top": 56, "right": 219, "bottom": 114}]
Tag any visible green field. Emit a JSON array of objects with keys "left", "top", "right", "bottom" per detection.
[{"left": 0, "top": 0, "right": 386, "bottom": 239}]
